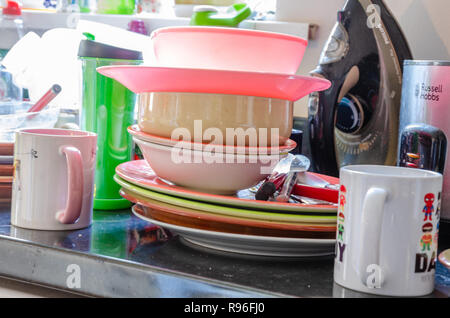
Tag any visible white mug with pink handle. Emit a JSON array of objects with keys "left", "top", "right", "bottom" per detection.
[{"left": 11, "top": 128, "right": 97, "bottom": 230}]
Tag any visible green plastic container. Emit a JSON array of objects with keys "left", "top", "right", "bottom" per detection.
[
  {"left": 96, "top": 0, "right": 135, "bottom": 15},
  {"left": 190, "top": 3, "right": 251, "bottom": 27},
  {"left": 78, "top": 39, "right": 142, "bottom": 210}
]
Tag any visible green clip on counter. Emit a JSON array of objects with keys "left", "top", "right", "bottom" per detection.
[
  {"left": 78, "top": 38, "right": 143, "bottom": 210},
  {"left": 190, "top": 3, "right": 251, "bottom": 27}
]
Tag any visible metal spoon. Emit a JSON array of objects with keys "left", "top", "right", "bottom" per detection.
[
  {"left": 296, "top": 172, "right": 340, "bottom": 190},
  {"left": 290, "top": 194, "right": 337, "bottom": 206}
]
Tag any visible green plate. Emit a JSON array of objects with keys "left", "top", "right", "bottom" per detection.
[
  {"left": 116, "top": 159, "right": 338, "bottom": 213},
  {"left": 114, "top": 175, "right": 337, "bottom": 224}
]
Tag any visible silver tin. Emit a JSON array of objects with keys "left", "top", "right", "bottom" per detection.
[
  {"left": 398, "top": 123, "right": 447, "bottom": 174},
  {"left": 399, "top": 60, "right": 450, "bottom": 220}
]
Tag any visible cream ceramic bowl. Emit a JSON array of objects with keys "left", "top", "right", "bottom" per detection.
[
  {"left": 137, "top": 92, "right": 294, "bottom": 147},
  {"left": 133, "top": 136, "right": 288, "bottom": 194}
]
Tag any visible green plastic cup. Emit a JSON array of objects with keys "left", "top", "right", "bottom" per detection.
[{"left": 78, "top": 40, "right": 142, "bottom": 210}]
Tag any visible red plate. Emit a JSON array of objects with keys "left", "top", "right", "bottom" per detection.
[{"left": 116, "top": 160, "right": 338, "bottom": 213}]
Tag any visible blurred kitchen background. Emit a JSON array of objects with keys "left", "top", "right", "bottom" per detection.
[{"left": 1, "top": 0, "right": 449, "bottom": 117}]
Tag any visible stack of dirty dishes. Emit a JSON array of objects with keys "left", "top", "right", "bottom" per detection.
[{"left": 98, "top": 26, "right": 337, "bottom": 257}]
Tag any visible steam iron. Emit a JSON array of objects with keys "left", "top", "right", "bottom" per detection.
[{"left": 308, "top": 0, "right": 413, "bottom": 176}]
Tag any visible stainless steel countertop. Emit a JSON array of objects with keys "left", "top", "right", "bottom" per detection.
[{"left": 0, "top": 203, "right": 449, "bottom": 298}]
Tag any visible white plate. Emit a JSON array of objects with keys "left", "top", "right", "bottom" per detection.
[{"left": 132, "top": 205, "right": 336, "bottom": 258}]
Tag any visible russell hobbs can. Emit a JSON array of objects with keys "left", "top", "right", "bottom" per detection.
[{"left": 399, "top": 60, "right": 450, "bottom": 221}]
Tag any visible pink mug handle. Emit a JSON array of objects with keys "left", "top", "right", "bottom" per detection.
[{"left": 55, "top": 146, "right": 84, "bottom": 224}]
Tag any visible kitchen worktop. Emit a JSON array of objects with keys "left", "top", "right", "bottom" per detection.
[{"left": 0, "top": 203, "right": 449, "bottom": 298}]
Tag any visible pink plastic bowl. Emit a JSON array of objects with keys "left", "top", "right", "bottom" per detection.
[
  {"left": 150, "top": 26, "right": 308, "bottom": 74},
  {"left": 96, "top": 66, "right": 331, "bottom": 101}
]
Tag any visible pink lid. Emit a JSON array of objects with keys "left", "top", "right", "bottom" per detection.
[{"left": 150, "top": 26, "right": 308, "bottom": 74}]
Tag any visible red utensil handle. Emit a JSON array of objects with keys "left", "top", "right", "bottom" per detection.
[
  {"left": 27, "top": 84, "right": 62, "bottom": 113},
  {"left": 293, "top": 184, "right": 339, "bottom": 203}
]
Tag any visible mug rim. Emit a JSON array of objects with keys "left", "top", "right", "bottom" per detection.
[
  {"left": 340, "top": 164, "right": 442, "bottom": 179},
  {"left": 16, "top": 128, "right": 97, "bottom": 138}
]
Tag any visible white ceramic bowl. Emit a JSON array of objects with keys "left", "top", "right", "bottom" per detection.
[
  {"left": 133, "top": 137, "right": 287, "bottom": 194},
  {"left": 128, "top": 124, "right": 297, "bottom": 155}
]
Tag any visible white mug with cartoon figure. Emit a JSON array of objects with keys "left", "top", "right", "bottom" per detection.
[
  {"left": 334, "top": 165, "right": 443, "bottom": 296},
  {"left": 11, "top": 128, "right": 97, "bottom": 230}
]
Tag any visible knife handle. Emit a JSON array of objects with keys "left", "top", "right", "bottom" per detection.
[
  {"left": 255, "top": 173, "right": 287, "bottom": 201},
  {"left": 255, "top": 181, "right": 277, "bottom": 201}
]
